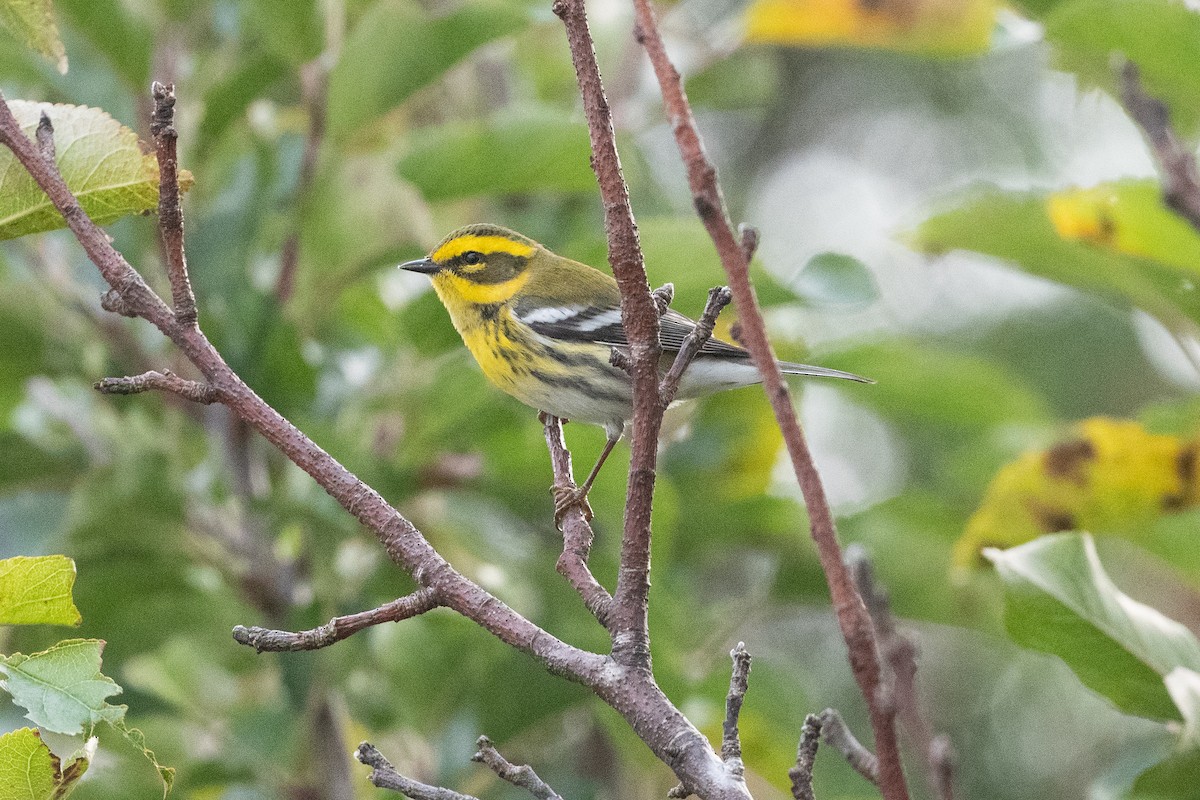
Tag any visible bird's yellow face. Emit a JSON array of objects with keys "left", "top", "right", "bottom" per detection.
[{"left": 401, "top": 225, "right": 539, "bottom": 308}]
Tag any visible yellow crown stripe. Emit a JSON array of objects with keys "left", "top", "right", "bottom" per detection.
[
  {"left": 432, "top": 235, "right": 536, "bottom": 263},
  {"left": 439, "top": 270, "right": 531, "bottom": 305}
]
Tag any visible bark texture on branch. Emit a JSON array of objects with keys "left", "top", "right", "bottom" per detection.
[{"left": 627, "top": 1, "right": 910, "bottom": 797}]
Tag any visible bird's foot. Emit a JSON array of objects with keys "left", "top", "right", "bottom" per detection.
[{"left": 552, "top": 483, "right": 593, "bottom": 529}]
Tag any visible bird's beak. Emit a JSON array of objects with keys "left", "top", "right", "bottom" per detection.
[{"left": 399, "top": 257, "right": 439, "bottom": 274}]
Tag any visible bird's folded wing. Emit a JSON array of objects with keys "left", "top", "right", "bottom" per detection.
[{"left": 514, "top": 301, "right": 748, "bottom": 358}]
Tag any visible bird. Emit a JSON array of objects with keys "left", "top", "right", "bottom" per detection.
[{"left": 401, "top": 223, "right": 872, "bottom": 524}]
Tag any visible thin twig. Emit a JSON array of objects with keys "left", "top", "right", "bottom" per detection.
[
  {"left": 0, "top": 94, "right": 176, "bottom": 336},
  {"left": 652, "top": 282, "right": 675, "bottom": 315},
  {"left": 847, "top": 545, "right": 944, "bottom": 797},
  {"left": 788, "top": 714, "right": 821, "bottom": 800},
  {"left": 95, "top": 370, "right": 221, "bottom": 404},
  {"left": 629, "top": 2, "right": 909, "bottom": 797},
  {"left": 1119, "top": 60, "right": 1200, "bottom": 232},
  {"left": 35, "top": 113, "right": 54, "bottom": 162},
  {"left": 818, "top": 709, "right": 878, "bottom": 785},
  {"left": 738, "top": 224, "right": 759, "bottom": 262},
  {"left": 232, "top": 588, "right": 442, "bottom": 652},
  {"left": 151, "top": 82, "right": 197, "bottom": 326},
  {"left": 929, "top": 735, "right": 955, "bottom": 800},
  {"left": 660, "top": 285, "right": 732, "bottom": 405},
  {"left": 721, "top": 642, "right": 751, "bottom": 774},
  {"left": 540, "top": 413, "right": 613, "bottom": 625},
  {"left": 0, "top": 83, "right": 607, "bottom": 705},
  {"left": 553, "top": 0, "right": 662, "bottom": 671},
  {"left": 275, "top": 59, "right": 329, "bottom": 304},
  {"left": 2, "top": 86, "right": 749, "bottom": 800},
  {"left": 472, "top": 736, "right": 564, "bottom": 800},
  {"left": 355, "top": 743, "right": 479, "bottom": 800}
]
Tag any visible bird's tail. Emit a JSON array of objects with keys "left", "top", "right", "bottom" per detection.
[{"left": 778, "top": 361, "right": 874, "bottom": 384}]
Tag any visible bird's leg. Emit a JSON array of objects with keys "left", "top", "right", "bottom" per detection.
[{"left": 553, "top": 432, "right": 619, "bottom": 529}]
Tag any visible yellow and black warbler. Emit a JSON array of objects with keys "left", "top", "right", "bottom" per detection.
[{"left": 402, "top": 224, "right": 871, "bottom": 519}]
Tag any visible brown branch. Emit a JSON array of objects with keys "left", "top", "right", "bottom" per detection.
[
  {"left": 553, "top": 0, "right": 661, "bottom": 671},
  {"left": 788, "top": 714, "right": 821, "bottom": 800},
  {"left": 151, "top": 82, "right": 197, "bottom": 326},
  {"left": 1, "top": 88, "right": 753, "bottom": 800},
  {"left": 540, "top": 413, "right": 613, "bottom": 625},
  {"left": 1119, "top": 61, "right": 1200, "bottom": 232},
  {"left": 232, "top": 588, "right": 442, "bottom": 652},
  {"left": 629, "top": 2, "right": 909, "bottom": 797},
  {"left": 0, "top": 96, "right": 176, "bottom": 337},
  {"left": 720, "top": 642, "right": 751, "bottom": 772},
  {"left": 846, "top": 545, "right": 950, "bottom": 799},
  {"left": 472, "top": 736, "right": 563, "bottom": 800},
  {"left": 660, "top": 285, "right": 731, "bottom": 405},
  {"left": 929, "top": 735, "right": 955, "bottom": 800},
  {"left": 818, "top": 709, "right": 878, "bottom": 785},
  {"left": 95, "top": 370, "right": 222, "bottom": 404},
  {"left": 356, "top": 743, "right": 479, "bottom": 800},
  {"left": 0, "top": 85, "right": 605, "bottom": 694}
]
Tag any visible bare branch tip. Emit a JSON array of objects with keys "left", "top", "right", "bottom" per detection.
[
  {"left": 652, "top": 282, "right": 675, "bottom": 315},
  {"left": 738, "top": 224, "right": 760, "bottom": 260}
]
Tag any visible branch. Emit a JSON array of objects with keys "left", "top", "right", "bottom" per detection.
[
  {"left": 788, "top": 714, "right": 821, "bottom": 800},
  {"left": 660, "top": 285, "right": 731, "bottom": 405},
  {"left": 540, "top": 414, "right": 613, "bottom": 625},
  {"left": 356, "top": 743, "right": 479, "bottom": 800},
  {"left": 721, "top": 642, "right": 751, "bottom": 772},
  {"left": 847, "top": 545, "right": 950, "bottom": 799},
  {"left": 929, "top": 735, "right": 956, "bottom": 800},
  {"left": 151, "top": 81, "right": 197, "bottom": 325},
  {"left": 472, "top": 736, "right": 564, "bottom": 800},
  {"left": 232, "top": 588, "right": 442, "bottom": 652},
  {"left": 629, "top": 2, "right": 909, "bottom": 797},
  {"left": 0, "top": 84, "right": 606, "bottom": 703},
  {"left": 553, "top": 0, "right": 661, "bottom": 670},
  {"left": 1119, "top": 60, "right": 1200, "bottom": 232},
  {"left": 818, "top": 709, "right": 878, "bottom": 785},
  {"left": 275, "top": 58, "right": 329, "bottom": 303},
  {"left": 1, "top": 87, "right": 750, "bottom": 800},
  {"left": 95, "top": 370, "right": 221, "bottom": 404}
]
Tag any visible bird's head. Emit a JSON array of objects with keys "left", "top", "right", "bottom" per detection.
[{"left": 401, "top": 224, "right": 541, "bottom": 306}]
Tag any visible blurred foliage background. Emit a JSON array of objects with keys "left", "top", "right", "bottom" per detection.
[{"left": 3, "top": 0, "right": 1200, "bottom": 798}]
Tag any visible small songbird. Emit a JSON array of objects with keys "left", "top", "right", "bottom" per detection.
[{"left": 401, "top": 224, "right": 871, "bottom": 522}]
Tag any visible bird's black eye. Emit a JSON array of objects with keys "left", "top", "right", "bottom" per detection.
[{"left": 462, "top": 251, "right": 483, "bottom": 265}]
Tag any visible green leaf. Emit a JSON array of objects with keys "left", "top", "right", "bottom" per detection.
[
  {"left": 0, "top": 0, "right": 67, "bottom": 74},
  {"left": 193, "top": 50, "right": 289, "bottom": 157},
  {"left": 397, "top": 110, "right": 596, "bottom": 200},
  {"left": 0, "top": 728, "right": 89, "bottom": 800},
  {"left": 1046, "top": 0, "right": 1200, "bottom": 136},
  {"left": 54, "top": 0, "right": 150, "bottom": 87},
  {"left": 0, "top": 639, "right": 126, "bottom": 734},
  {"left": 244, "top": 0, "right": 323, "bottom": 65},
  {"left": 1131, "top": 745, "right": 1200, "bottom": 799},
  {"left": 327, "top": 0, "right": 529, "bottom": 140},
  {"left": 0, "top": 555, "right": 80, "bottom": 626},
  {"left": 793, "top": 252, "right": 879, "bottom": 307},
  {"left": 0, "top": 101, "right": 193, "bottom": 241},
  {"left": 826, "top": 340, "right": 1051, "bottom": 428},
  {"left": 912, "top": 186, "right": 1200, "bottom": 331},
  {"left": 111, "top": 721, "right": 173, "bottom": 796},
  {"left": 987, "top": 533, "right": 1200, "bottom": 720}
]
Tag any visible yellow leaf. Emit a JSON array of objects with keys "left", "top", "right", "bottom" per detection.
[
  {"left": 955, "top": 418, "right": 1200, "bottom": 569},
  {"left": 744, "top": 0, "right": 998, "bottom": 56}
]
